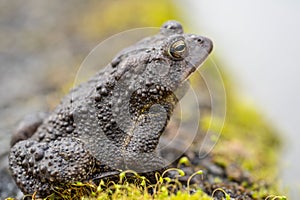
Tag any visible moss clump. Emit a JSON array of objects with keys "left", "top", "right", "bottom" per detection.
[{"left": 20, "top": 170, "right": 212, "bottom": 200}]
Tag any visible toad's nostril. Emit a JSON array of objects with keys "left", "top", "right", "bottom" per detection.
[
  {"left": 197, "top": 38, "right": 202, "bottom": 43},
  {"left": 190, "top": 35, "right": 203, "bottom": 43}
]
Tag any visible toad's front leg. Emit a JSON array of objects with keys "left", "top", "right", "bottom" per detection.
[{"left": 123, "top": 104, "right": 170, "bottom": 173}]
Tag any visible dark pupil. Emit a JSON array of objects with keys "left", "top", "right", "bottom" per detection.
[{"left": 175, "top": 44, "right": 185, "bottom": 52}]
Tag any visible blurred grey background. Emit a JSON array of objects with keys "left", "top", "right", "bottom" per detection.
[{"left": 179, "top": 0, "right": 300, "bottom": 198}]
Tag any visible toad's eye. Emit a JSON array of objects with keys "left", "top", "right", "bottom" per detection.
[{"left": 168, "top": 40, "right": 187, "bottom": 60}]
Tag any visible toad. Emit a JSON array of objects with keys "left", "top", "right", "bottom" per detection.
[{"left": 9, "top": 20, "right": 213, "bottom": 197}]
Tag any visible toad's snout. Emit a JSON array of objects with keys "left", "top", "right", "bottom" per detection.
[{"left": 189, "top": 34, "right": 213, "bottom": 54}]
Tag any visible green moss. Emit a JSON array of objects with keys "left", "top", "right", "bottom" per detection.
[
  {"left": 198, "top": 59, "right": 283, "bottom": 197},
  {"left": 215, "top": 75, "right": 280, "bottom": 180},
  {"left": 31, "top": 171, "right": 212, "bottom": 200}
]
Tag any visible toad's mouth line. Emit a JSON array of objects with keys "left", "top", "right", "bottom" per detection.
[{"left": 181, "top": 49, "right": 211, "bottom": 82}]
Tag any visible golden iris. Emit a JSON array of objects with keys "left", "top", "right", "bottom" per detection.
[{"left": 168, "top": 40, "right": 186, "bottom": 60}]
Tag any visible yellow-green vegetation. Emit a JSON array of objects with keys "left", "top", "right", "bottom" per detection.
[
  {"left": 199, "top": 57, "right": 283, "bottom": 198},
  {"left": 16, "top": 170, "right": 212, "bottom": 200},
  {"left": 207, "top": 68, "right": 280, "bottom": 181}
]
